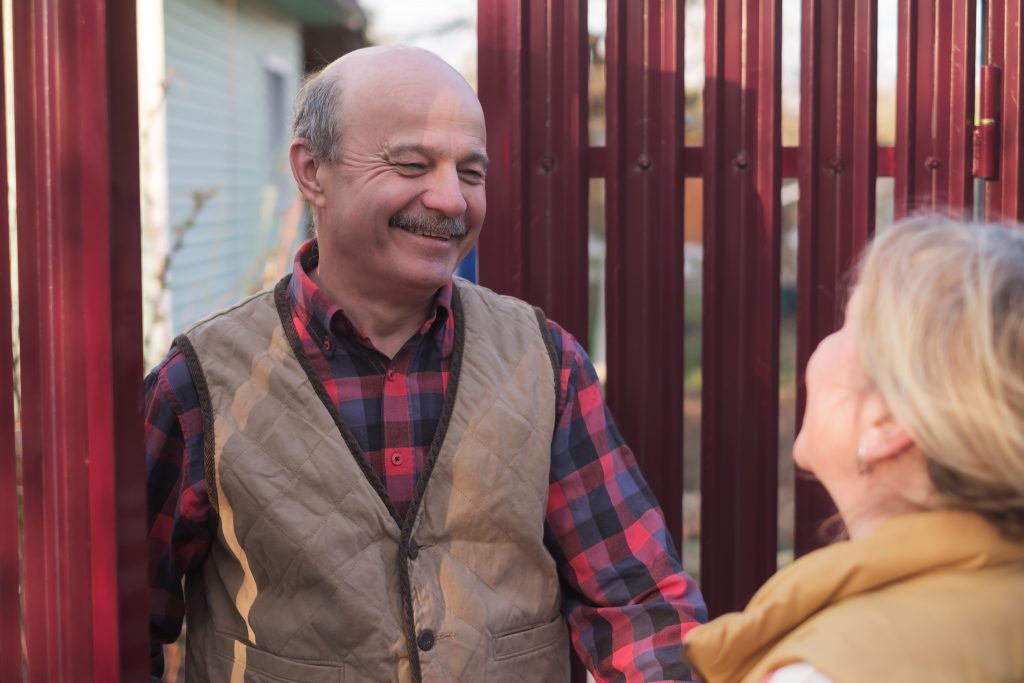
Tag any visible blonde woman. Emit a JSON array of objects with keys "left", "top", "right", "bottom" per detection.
[{"left": 683, "top": 216, "right": 1024, "bottom": 682}]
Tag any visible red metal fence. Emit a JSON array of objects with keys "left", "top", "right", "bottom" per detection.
[
  {"left": 2, "top": 0, "right": 1023, "bottom": 680},
  {"left": 2, "top": 1, "right": 148, "bottom": 681},
  {"left": 478, "top": 0, "right": 1024, "bottom": 650}
]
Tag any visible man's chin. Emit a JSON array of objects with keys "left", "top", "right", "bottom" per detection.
[{"left": 389, "top": 261, "right": 459, "bottom": 294}]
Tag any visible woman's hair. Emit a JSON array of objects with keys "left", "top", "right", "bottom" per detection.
[{"left": 853, "top": 215, "right": 1024, "bottom": 539}]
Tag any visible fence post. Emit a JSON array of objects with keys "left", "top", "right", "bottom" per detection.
[
  {"left": 478, "top": 3, "right": 590, "bottom": 679},
  {"left": 604, "top": 0, "right": 687, "bottom": 551},
  {"left": 895, "top": 0, "right": 977, "bottom": 217},
  {"left": 794, "top": 0, "right": 877, "bottom": 556},
  {"left": 701, "top": 0, "right": 783, "bottom": 617},
  {"left": 12, "top": 1, "right": 147, "bottom": 680},
  {"left": 477, "top": 0, "right": 590, "bottom": 343},
  {"left": 0, "top": 5, "right": 20, "bottom": 678},
  {"left": 984, "top": 0, "right": 1024, "bottom": 221}
]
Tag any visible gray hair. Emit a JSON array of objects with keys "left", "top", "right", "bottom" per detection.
[
  {"left": 855, "top": 216, "right": 1024, "bottom": 539},
  {"left": 292, "top": 68, "right": 342, "bottom": 162}
]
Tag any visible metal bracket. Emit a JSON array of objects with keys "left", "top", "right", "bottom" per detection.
[{"left": 974, "top": 65, "right": 1002, "bottom": 180}]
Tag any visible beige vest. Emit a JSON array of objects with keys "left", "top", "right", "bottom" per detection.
[
  {"left": 684, "top": 511, "right": 1024, "bottom": 683},
  {"left": 177, "top": 278, "right": 570, "bottom": 683}
]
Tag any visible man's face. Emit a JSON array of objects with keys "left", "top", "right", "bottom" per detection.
[{"left": 313, "top": 72, "right": 488, "bottom": 300}]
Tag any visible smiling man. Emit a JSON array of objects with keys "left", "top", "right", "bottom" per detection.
[{"left": 144, "top": 46, "right": 706, "bottom": 682}]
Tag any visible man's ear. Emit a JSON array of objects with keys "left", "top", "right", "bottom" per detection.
[
  {"left": 289, "top": 139, "right": 327, "bottom": 208},
  {"left": 859, "top": 417, "right": 915, "bottom": 468}
]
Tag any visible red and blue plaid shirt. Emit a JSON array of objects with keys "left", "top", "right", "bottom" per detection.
[{"left": 145, "top": 239, "right": 706, "bottom": 681}]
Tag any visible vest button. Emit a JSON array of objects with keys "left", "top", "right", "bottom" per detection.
[
  {"left": 417, "top": 629, "right": 435, "bottom": 651},
  {"left": 407, "top": 539, "right": 419, "bottom": 560}
]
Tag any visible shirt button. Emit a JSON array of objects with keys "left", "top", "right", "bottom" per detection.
[
  {"left": 391, "top": 452, "right": 403, "bottom": 466},
  {"left": 386, "top": 369, "right": 396, "bottom": 381},
  {"left": 407, "top": 539, "right": 419, "bottom": 560},
  {"left": 417, "top": 630, "right": 435, "bottom": 651}
]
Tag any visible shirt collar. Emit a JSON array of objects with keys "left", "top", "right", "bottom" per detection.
[{"left": 286, "top": 238, "right": 454, "bottom": 347}]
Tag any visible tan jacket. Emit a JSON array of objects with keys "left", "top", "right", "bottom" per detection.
[
  {"left": 684, "top": 510, "right": 1024, "bottom": 683},
  {"left": 177, "top": 278, "right": 570, "bottom": 682}
]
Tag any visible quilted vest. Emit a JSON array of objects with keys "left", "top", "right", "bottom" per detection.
[
  {"left": 684, "top": 510, "right": 1024, "bottom": 683},
  {"left": 176, "top": 278, "right": 570, "bottom": 683}
]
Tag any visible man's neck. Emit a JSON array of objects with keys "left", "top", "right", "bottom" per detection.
[{"left": 311, "top": 268, "right": 437, "bottom": 359}]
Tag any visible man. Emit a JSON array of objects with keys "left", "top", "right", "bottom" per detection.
[{"left": 146, "top": 45, "right": 706, "bottom": 682}]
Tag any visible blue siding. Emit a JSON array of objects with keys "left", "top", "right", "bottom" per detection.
[{"left": 164, "top": 0, "right": 304, "bottom": 332}]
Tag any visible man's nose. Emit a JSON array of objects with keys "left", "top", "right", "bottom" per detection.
[{"left": 421, "top": 166, "right": 468, "bottom": 218}]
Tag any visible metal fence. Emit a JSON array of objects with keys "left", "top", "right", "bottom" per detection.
[
  {"left": 1, "top": 0, "right": 1022, "bottom": 680},
  {"left": 1, "top": 2, "right": 148, "bottom": 680},
  {"left": 477, "top": 0, "right": 1023, "bottom": 647}
]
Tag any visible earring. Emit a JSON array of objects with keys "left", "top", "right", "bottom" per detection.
[{"left": 856, "top": 444, "right": 872, "bottom": 475}]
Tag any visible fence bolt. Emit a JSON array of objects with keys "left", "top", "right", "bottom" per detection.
[
  {"left": 732, "top": 152, "right": 750, "bottom": 170},
  {"left": 539, "top": 155, "right": 556, "bottom": 172},
  {"left": 636, "top": 154, "right": 652, "bottom": 171},
  {"left": 826, "top": 157, "right": 846, "bottom": 174},
  {"left": 924, "top": 156, "right": 942, "bottom": 170}
]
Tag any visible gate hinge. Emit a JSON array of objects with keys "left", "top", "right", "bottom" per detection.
[{"left": 973, "top": 65, "right": 1001, "bottom": 180}]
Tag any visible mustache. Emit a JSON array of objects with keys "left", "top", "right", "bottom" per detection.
[{"left": 388, "top": 211, "right": 468, "bottom": 239}]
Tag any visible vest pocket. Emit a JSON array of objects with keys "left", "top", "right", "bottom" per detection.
[
  {"left": 213, "top": 632, "right": 345, "bottom": 683},
  {"left": 492, "top": 615, "right": 568, "bottom": 661}
]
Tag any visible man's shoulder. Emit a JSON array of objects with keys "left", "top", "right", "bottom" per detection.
[
  {"left": 145, "top": 345, "right": 201, "bottom": 412},
  {"left": 454, "top": 277, "right": 560, "bottom": 323},
  {"left": 453, "top": 277, "right": 530, "bottom": 308},
  {"left": 179, "top": 286, "right": 280, "bottom": 339},
  {"left": 452, "top": 278, "right": 578, "bottom": 356}
]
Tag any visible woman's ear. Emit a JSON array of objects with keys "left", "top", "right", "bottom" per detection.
[{"left": 859, "top": 417, "right": 915, "bottom": 468}]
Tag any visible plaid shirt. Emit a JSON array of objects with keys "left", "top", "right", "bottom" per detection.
[{"left": 145, "top": 239, "right": 706, "bottom": 681}]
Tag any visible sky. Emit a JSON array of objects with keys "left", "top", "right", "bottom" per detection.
[{"left": 358, "top": 0, "right": 479, "bottom": 84}]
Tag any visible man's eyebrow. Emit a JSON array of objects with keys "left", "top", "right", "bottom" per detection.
[
  {"left": 383, "top": 143, "right": 429, "bottom": 160},
  {"left": 384, "top": 144, "right": 490, "bottom": 169},
  {"left": 462, "top": 151, "right": 490, "bottom": 170}
]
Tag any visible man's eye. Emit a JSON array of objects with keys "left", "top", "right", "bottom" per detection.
[
  {"left": 459, "top": 169, "right": 485, "bottom": 181},
  {"left": 398, "top": 163, "right": 427, "bottom": 171}
]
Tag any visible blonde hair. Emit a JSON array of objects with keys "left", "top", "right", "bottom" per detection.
[{"left": 853, "top": 215, "right": 1024, "bottom": 539}]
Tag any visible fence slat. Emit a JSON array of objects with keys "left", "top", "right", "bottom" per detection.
[
  {"left": 0, "top": 4, "right": 20, "bottom": 678},
  {"left": 478, "top": 0, "right": 526, "bottom": 298},
  {"left": 895, "top": 0, "right": 977, "bottom": 217},
  {"left": 13, "top": 1, "right": 147, "bottom": 680},
  {"left": 985, "top": 0, "right": 1024, "bottom": 221},
  {"left": 701, "top": 0, "right": 782, "bottom": 616},
  {"left": 478, "top": 3, "right": 589, "bottom": 680},
  {"left": 524, "top": 0, "right": 589, "bottom": 341},
  {"left": 15, "top": 2, "right": 94, "bottom": 678},
  {"left": 99, "top": 3, "right": 150, "bottom": 679},
  {"left": 604, "top": 0, "right": 686, "bottom": 548},
  {"left": 478, "top": 0, "right": 590, "bottom": 343},
  {"left": 794, "top": 0, "right": 877, "bottom": 556}
]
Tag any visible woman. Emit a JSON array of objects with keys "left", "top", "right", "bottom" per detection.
[{"left": 683, "top": 216, "right": 1024, "bottom": 682}]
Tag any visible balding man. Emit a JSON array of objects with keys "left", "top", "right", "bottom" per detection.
[{"left": 145, "top": 46, "right": 706, "bottom": 682}]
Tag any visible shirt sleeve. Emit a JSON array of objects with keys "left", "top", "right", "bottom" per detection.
[
  {"left": 145, "top": 347, "right": 214, "bottom": 678},
  {"left": 543, "top": 321, "right": 708, "bottom": 682}
]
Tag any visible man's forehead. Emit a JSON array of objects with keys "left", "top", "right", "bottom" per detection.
[
  {"left": 343, "top": 85, "right": 486, "bottom": 143},
  {"left": 346, "top": 79, "right": 482, "bottom": 118}
]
